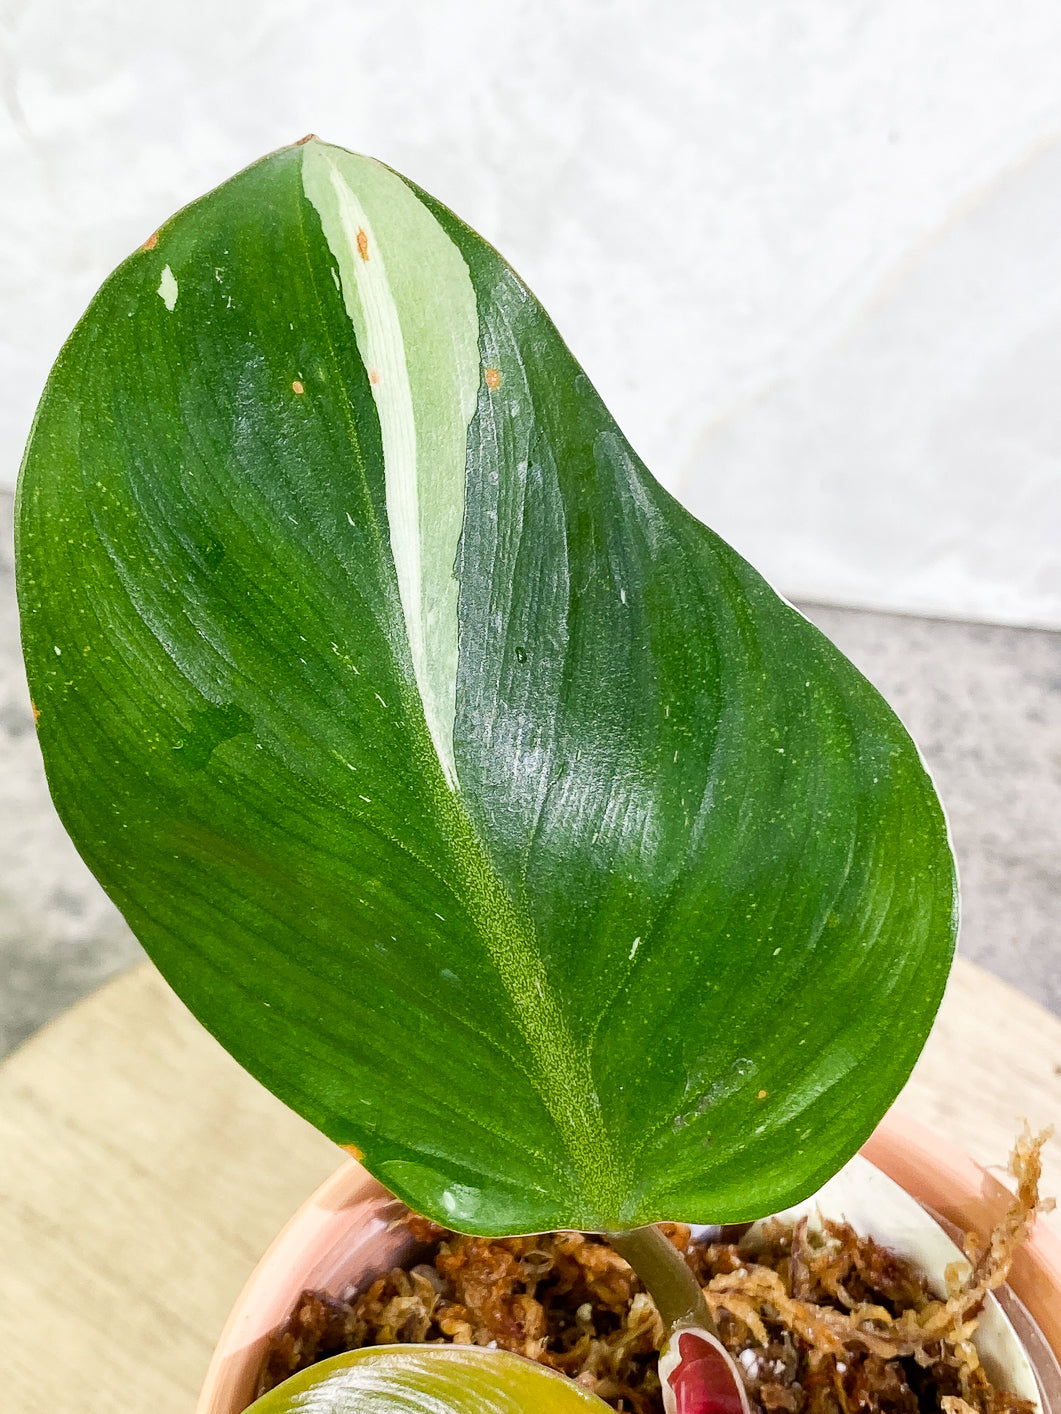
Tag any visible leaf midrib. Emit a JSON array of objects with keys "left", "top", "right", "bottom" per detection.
[
  {"left": 434, "top": 776, "right": 628, "bottom": 1223},
  {"left": 296, "top": 162, "right": 626, "bottom": 1223}
]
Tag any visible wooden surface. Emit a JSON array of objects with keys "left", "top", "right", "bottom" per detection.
[{"left": 2, "top": 957, "right": 1060, "bottom": 1414}]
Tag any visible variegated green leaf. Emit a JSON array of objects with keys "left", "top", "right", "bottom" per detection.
[
  {"left": 16, "top": 139, "right": 956, "bottom": 1234},
  {"left": 246, "top": 1345, "right": 611, "bottom": 1413}
]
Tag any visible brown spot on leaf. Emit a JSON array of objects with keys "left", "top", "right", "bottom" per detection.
[
  {"left": 141, "top": 231, "right": 159, "bottom": 251},
  {"left": 295, "top": 133, "right": 317, "bottom": 146},
  {"left": 341, "top": 1143, "right": 365, "bottom": 1163},
  {"left": 757, "top": 1089, "right": 768, "bottom": 1100},
  {"left": 31, "top": 701, "right": 40, "bottom": 726},
  {"left": 369, "top": 369, "right": 380, "bottom": 385},
  {"left": 356, "top": 228, "right": 370, "bottom": 261},
  {"left": 484, "top": 367, "right": 502, "bottom": 389},
  {"left": 292, "top": 380, "right": 304, "bottom": 395}
]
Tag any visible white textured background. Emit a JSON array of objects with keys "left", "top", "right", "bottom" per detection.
[
  {"left": 2, "top": 4, "right": 1061, "bottom": 1050},
  {"left": 3, "top": 0, "right": 1061, "bottom": 624}
]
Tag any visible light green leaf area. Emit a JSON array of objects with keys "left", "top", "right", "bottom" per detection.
[
  {"left": 247, "top": 1345, "right": 610, "bottom": 1413},
  {"left": 16, "top": 140, "right": 957, "bottom": 1234}
]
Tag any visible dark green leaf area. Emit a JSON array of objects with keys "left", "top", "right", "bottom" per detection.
[
  {"left": 423, "top": 188, "right": 957, "bottom": 1223},
  {"left": 17, "top": 149, "right": 577, "bottom": 1225},
  {"left": 17, "top": 145, "right": 959, "bottom": 1236}
]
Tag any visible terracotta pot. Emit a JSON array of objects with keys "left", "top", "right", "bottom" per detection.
[{"left": 196, "top": 1110, "right": 1061, "bottom": 1414}]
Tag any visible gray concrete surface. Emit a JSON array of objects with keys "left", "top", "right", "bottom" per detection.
[{"left": 1, "top": 487, "right": 1058, "bottom": 1059}]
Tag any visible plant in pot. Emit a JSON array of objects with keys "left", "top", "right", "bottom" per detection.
[{"left": 14, "top": 138, "right": 1055, "bottom": 1413}]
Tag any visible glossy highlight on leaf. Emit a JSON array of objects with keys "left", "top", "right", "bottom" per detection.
[
  {"left": 246, "top": 1345, "right": 611, "bottom": 1413},
  {"left": 16, "top": 139, "right": 957, "bottom": 1234}
]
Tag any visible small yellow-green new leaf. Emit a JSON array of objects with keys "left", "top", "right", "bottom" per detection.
[{"left": 247, "top": 1345, "right": 611, "bottom": 1413}]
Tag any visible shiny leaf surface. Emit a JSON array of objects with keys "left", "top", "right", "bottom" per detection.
[
  {"left": 247, "top": 1345, "right": 610, "bottom": 1413},
  {"left": 16, "top": 140, "right": 957, "bottom": 1232}
]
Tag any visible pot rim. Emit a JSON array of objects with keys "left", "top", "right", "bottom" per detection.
[{"left": 196, "top": 1108, "right": 1061, "bottom": 1414}]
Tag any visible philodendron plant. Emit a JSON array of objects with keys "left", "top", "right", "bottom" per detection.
[{"left": 17, "top": 139, "right": 957, "bottom": 1413}]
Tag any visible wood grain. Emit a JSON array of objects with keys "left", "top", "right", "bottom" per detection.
[{"left": 1, "top": 957, "right": 1059, "bottom": 1414}]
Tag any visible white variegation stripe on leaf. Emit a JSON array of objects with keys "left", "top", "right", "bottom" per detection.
[{"left": 301, "top": 141, "right": 479, "bottom": 790}]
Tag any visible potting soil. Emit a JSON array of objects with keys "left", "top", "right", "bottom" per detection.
[{"left": 255, "top": 1131, "right": 1050, "bottom": 1414}]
